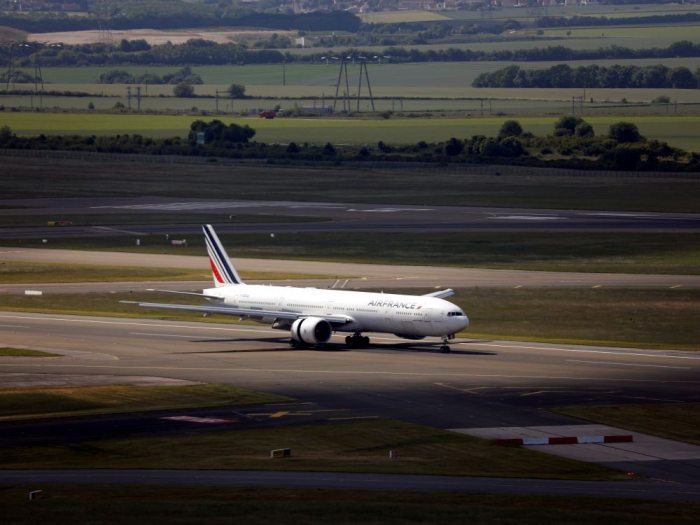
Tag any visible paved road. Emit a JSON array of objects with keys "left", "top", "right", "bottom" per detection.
[
  {"left": 3, "top": 249, "right": 700, "bottom": 288},
  {"left": 2, "top": 469, "right": 699, "bottom": 503},
  {"left": 1, "top": 311, "right": 699, "bottom": 485},
  {"left": 2, "top": 197, "right": 700, "bottom": 236}
]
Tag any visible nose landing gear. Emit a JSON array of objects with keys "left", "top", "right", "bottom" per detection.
[
  {"left": 346, "top": 333, "right": 370, "bottom": 348},
  {"left": 440, "top": 335, "right": 451, "bottom": 353}
]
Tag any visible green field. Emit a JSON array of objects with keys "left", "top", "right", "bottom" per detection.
[
  {"left": 0, "top": 383, "right": 289, "bottom": 421},
  {"left": 555, "top": 402, "right": 700, "bottom": 446},
  {"left": 6, "top": 232, "right": 700, "bottom": 275},
  {"left": 526, "top": 24, "right": 700, "bottom": 40},
  {"left": 2, "top": 157, "right": 700, "bottom": 212},
  {"left": 1, "top": 287, "right": 698, "bottom": 351},
  {"left": 0, "top": 418, "right": 620, "bottom": 479},
  {"left": 0, "top": 25, "right": 27, "bottom": 40},
  {"left": 20, "top": 58, "right": 700, "bottom": 90},
  {"left": 0, "top": 261, "right": 328, "bottom": 284},
  {"left": 2, "top": 112, "right": 699, "bottom": 150},
  {"left": 3, "top": 486, "right": 698, "bottom": 525},
  {"left": 359, "top": 10, "right": 451, "bottom": 23},
  {"left": 0, "top": 212, "right": 325, "bottom": 228},
  {"left": 0, "top": 347, "right": 59, "bottom": 358}
]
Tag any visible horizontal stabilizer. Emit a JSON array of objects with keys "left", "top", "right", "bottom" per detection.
[{"left": 422, "top": 288, "right": 454, "bottom": 299}]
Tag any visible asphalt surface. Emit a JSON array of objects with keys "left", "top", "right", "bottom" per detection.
[
  {"left": 3, "top": 248, "right": 700, "bottom": 289},
  {"left": 1, "top": 196, "right": 700, "bottom": 236},
  {"left": 1, "top": 311, "right": 700, "bottom": 490},
  {"left": 2, "top": 470, "right": 699, "bottom": 502}
]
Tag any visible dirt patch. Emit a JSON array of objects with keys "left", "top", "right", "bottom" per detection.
[{"left": 28, "top": 28, "right": 296, "bottom": 46}]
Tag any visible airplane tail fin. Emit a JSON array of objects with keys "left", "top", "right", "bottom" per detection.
[{"left": 202, "top": 224, "right": 245, "bottom": 287}]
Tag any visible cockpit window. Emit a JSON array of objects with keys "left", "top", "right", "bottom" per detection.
[{"left": 447, "top": 311, "right": 464, "bottom": 317}]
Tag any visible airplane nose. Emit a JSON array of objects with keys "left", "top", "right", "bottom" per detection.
[{"left": 461, "top": 315, "right": 470, "bottom": 330}]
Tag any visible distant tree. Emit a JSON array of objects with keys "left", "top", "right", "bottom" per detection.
[
  {"left": 609, "top": 122, "right": 644, "bottom": 143},
  {"left": 173, "top": 82, "right": 195, "bottom": 98},
  {"left": 88, "top": 102, "right": 95, "bottom": 110},
  {"left": 96, "top": 70, "right": 135, "bottom": 84},
  {"left": 0, "top": 125, "right": 13, "bottom": 142},
  {"left": 651, "top": 95, "right": 671, "bottom": 104},
  {"left": 286, "top": 141, "right": 300, "bottom": 153},
  {"left": 188, "top": 119, "right": 255, "bottom": 145},
  {"left": 574, "top": 121, "right": 595, "bottom": 138},
  {"left": 358, "top": 146, "right": 370, "bottom": 157},
  {"left": 498, "top": 120, "right": 523, "bottom": 138},
  {"left": 322, "top": 142, "right": 336, "bottom": 155},
  {"left": 444, "top": 137, "right": 464, "bottom": 157},
  {"left": 227, "top": 83, "right": 246, "bottom": 99}
]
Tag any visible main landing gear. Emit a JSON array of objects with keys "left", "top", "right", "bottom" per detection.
[
  {"left": 440, "top": 335, "right": 451, "bottom": 354},
  {"left": 346, "top": 333, "right": 370, "bottom": 349},
  {"left": 289, "top": 339, "right": 308, "bottom": 349}
]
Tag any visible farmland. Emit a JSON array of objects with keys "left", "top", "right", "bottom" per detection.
[
  {"left": 524, "top": 24, "right": 700, "bottom": 40},
  {"left": 2, "top": 112, "right": 699, "bottom": 150},
  {"left": 361, "top": 4, "right": 700, "bottom": 23}
]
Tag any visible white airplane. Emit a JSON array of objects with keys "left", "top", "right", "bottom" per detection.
[{"left": 130, "top": 225, "right": 469, "bottom": 353}]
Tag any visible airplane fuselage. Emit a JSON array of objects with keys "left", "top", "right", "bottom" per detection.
[{"left": 204, "top": 284, "right": 469, "bottom": 338}]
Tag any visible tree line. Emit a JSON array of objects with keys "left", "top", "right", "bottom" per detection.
[
  {"left": 5, "top": 39, "right": 700, "bottom": 69},
  {"left": 95, "top": 67, "right": 203, "bottom": 85},
  {"left": 0, "top": 7, "right": 361, "bottom": 34},
  {"left": 537, "top": 12, "right": 700, "bottom": 28},
  {"left": 1, "top": 116, "right": 697, "bottom": 173},
  {"left": 473, "top": 64, "right": 700, "bottom": 89}
]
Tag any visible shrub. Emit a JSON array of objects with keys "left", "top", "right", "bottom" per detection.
[
  {"left": 498, "top": 120, "right": 523, "bottom": 138},
  {"left": 173, "top": 82, "right": 195, "bottom": 98},
  {"left": 608, "top": 122, "right": 644, "bottom": 143}
]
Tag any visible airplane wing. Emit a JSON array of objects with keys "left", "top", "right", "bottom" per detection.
[
  {"left": 422, "top": 288, "right": 454, "bottom": 299},
  {"left": 120, "top": 301, "right": 354, "bottom": 326},
  {"left": 146, "top": 289, "right": 223, "bottom": 301}
]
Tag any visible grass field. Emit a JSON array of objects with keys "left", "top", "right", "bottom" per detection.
[
  {"left": 22, "top": 58, "right": 700, "bottom": 89},
  {"left": 3, "top": 486, "right": 699, "bottom": 525},
  {"left": 0, "top": 384, "right": 290, "bottom": 421},
  {"left": 1, "top": 287, "right": 697, "bottom": 351},
  {"left": 0, "top": 212, "right": 326, "bottom": 228},
  {"left": 0, "top": 262, "right": 329, "bottom": 284},
  {"left": 554, "top": 402, "right": 700, "bottom": 446},
  {"left": 0, "top": 347, "right": 59, "bottom": 358},
  {"left": 0, "top": 418, "right": 621, "bottom": 479},
  {"left": 14, "top": 212, "right": 324, "bottom": 227},
  {"left": 526, "top": 24, "right": 700, "bottom": 40},
  {"left": 359, "top": 10, "right": 451, "bottom": 23},
  {"left": 0, "top": 25, "right": 27, "bottom": 40},
  {"left": 2, "top": 112, "right": 699, "bottom": 151},
  {"left": 5, "top": 232, "right": 700, "bottom": 276},
  {"left": 2, "top": 158, "right": 700, "bottom": 212}
]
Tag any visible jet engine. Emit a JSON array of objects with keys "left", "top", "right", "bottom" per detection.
[{"left": 291, "top": 317, "right": 332, "bottom": 345}]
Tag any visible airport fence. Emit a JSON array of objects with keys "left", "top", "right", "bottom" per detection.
[{"left": 1, "top": 148, "right": 699, "bottom": 180}]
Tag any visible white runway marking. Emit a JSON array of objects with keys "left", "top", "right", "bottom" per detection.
[
  {"left": 1, "top": 362, "right": 698, "bottom": 384},
  {"left": 129, "top": 332, "right": 232, "bottom": 340},
  {"left": 492, "top": 215, "right": 563, "bottom": 221},
  {"left": 0, "top": 324, "right": 29, "bottom": 329},
  {"left": 567, "top": 360, "right": 691, "bottom": 370},
  {"left": 465, "top": 341, "right": 700, "bottom": 361}
]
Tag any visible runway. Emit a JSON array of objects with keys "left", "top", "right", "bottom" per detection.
[
  {"left": 3, "top": 248, "right": 700, "bottom": 288},
  {"left": 2, "top": 196, "right": 700, "bottom": 237},
  {"left": 1, "top": 311, "right": 699, "bottom": 486}
]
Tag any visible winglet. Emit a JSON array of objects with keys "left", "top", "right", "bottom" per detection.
[
  {"left": 423, "top": 288, "right": 454, "bottom": 299},
  {"left": 202, "top": 225, "right": 244, "bottom": 287}
]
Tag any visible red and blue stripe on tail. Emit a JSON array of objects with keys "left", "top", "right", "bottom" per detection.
[{"left": 202, "top": 224, "right": 244, "bottom": 287}]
